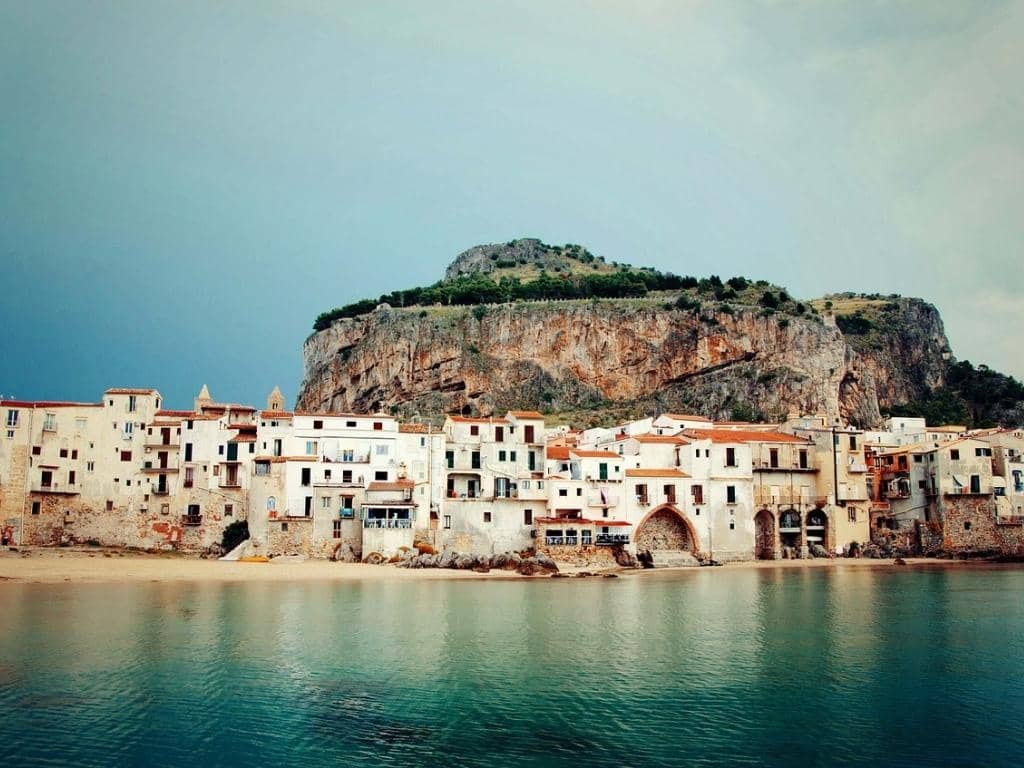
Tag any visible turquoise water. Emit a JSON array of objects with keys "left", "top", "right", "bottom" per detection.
[{"left": 1, "top": 566, "right": 1023, "bottom": 767}]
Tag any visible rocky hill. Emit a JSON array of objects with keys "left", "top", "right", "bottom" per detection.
[{"left": 296, "top": 239, "right": 1019, "bottom": 428}]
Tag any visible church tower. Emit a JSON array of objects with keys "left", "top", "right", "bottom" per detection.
[{"left": 267, "top": 386, "right": 285, "bottom": 412}]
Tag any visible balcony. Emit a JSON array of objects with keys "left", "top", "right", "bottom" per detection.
[
  {"left": 313, "top": 479, "right": 363, "bottom": 488},
  {"left": 333, "top": 454, "right": 370, "bottom": 464},
  {"left": 588, "top": 493, "right": 620, "bottom": 507},
  {"left": 545, "top": 536, "right": 579, "bottom": 546},
  {"left": 181, "top": 514, "right": 202, "bottom": 526},
  {"left": 847, "top": 460, "right": 869, "bottom": 473},
  {"left": 596, "top": 533, "right": 630, "bottom": 545},
  {"left": 152, "top": 484, "right": 171, "bottom": 495},
  {"left": 145, "top": 441, "right": 179, "bottom": 450},
  {"left": 143, "top": 463, "right": 179, "bottom": 473},
  {"left": 31, "top": 482, "right": 80, "bottom": 495},
  {"left": 363, "top": 518, "right": 412, "bottom": 529}
]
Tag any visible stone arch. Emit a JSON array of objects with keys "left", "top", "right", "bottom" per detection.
[
  {"left": 779, "top": 508, "right": 802, "bottom": 554},
  {"left": 754, "top": 509, "right": 775, "bottom": 560},
  {"left": 635, "top": 505, "right": 701, "bottom": 555}
]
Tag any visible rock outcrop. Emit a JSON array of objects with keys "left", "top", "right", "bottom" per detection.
[{"left": 298, "top": 244, "right": 955, "bottom": 429}]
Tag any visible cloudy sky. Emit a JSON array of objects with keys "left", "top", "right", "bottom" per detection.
[{"left": 2, "top": 1, "right": 1021, "bottom": 409}]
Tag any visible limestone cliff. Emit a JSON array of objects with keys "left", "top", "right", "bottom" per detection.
[{"left": 298, "top": 243, "right": 955, "bottom": 428}]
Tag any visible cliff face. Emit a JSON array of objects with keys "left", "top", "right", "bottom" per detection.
[{"left": 297, "top": 299, "right": 950, "bottom": 427}]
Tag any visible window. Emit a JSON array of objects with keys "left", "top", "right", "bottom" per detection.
[
  {"left": 333, "top": 520, "right": 342, "bottom": 539},
  {"left": 273, "top": 439, "right": 282, "bottom": 457},
  {"left": 848, "top": 508, "right": 857, "bottom": 523},
  {"left": 313, "top": 419, "right": 323, "bottom": 429},
  {"left": 213, "top": 464, "right": 220, "bottom": 477},
  {"left": 5, "top": 430, "right": 11, "bottom": 439},
  {"left": 470, "top": 425, "right": 479, "bottom": 436},
  {"left": 106, "top": 500, "right": 113, "bottom": 511},
  {"left": 375, "top": 444, "right": 389, "bottom": 456},
  {"left": 373, "top": 421, "right": 383, "bottom": 431},
  {"left": 43, "top": 413, "right": 56, "bottom": 431},
  {"left": 267, "top": 497, "right": 277, "bottom": 512},
  {"left": 301, "top": 468, "right": 311, "bottom": 486},
  {"left": 799, "top": 450, "right": 808, "bottom": 469},
  {"left": 71, "top": 449, "right": 78, "bottom": 460},
  {"left": 691, "top": 484, "right": 704, "bottom": 505},
  {"left": 304, "top": 497, "right": 312, "bottom": 516},
  {"left": 964, "top": 521, "right": 971, "bottom": 531},
  {"left": 446, "top": 450, "right": 454, "bottom": 469},
  {"left": 769, "top": 448, "right": 779, "bottom": 468},
  {"left": 975, "top": 447, "right": 991, "bottom": 457},
  {"left": 726, "top": 485, "right": 736, "bottom": 504},
  {"left": 224, "top": 504, "right": 233, "bottom": 517},
  {"left": 68, "top": 470, "right": 76, "bottom": 485},
  {"left": 582, "top": 529, "right": 592, "bottom": 546},
  {"left": 471, "top": 451, "right": 481, "bottom": 469},
  {"left": 160, "top": 503, "right": 169, "bottom": 515},
  {"left": 123, "top": 422, "right": 134, "bottom": 437},
  {"left": 599, "top": 462, "right": 608, "bottom": 480},
  {"left": 636, "top": 484, "right": 648, "bottom": 503},
  {"left": 346, "top": 420, "right": 357, "bottom": 428},
  {"left": 306, "top": 440, "right": 318, "bottom": 456},
  {"left": 341, "top": 496, "right": 354, "bottom": 516},
  {"left": 374, "top": 470, "right": 388, "bottom": 481},
  {"left": 120, "top": 451, "right": 132, "bottom": 462},
  {"left": 559, "top": 486, "right": 569, "bottom": 497},
  {"left": 342, "top": 470, "right": 353, "bottom": 483},
  {"left": 127, "top": 395, "right": 137, "bottom": 412},
  {"left": 914, "top": 454, "right": 922, "bottom": 463},
  {"left": 59, "top": 448, "right": 68, "bottom": 458},
  {"left": 495, "top": 426, "right": 504, "bottom": 442},
  {"left": 322, "top": 496, "right": 332, "bottom": 509},
  {"left": 85, "top": 460, "right": 95, "bottom": 473},
  {"left": 950, "top": 449, "right": 960, "bottom": 460},
  {"left": 443, "top": 515, "right": 451, "bottom": 529},
  {"left": 970, "top": 475, "right": 981, "bottom": 494},
  {"left": 483, "top": 511, "right": 492, "bottom": 523},
  {"left": 498, "top": 450, "right": 507, "bottom": 462},
  {"left": 524, "top": 509, "right": 533, "bottom": 525},
  {"left": 729, "top": 521, "right": 735, "bottom": 530},
  {"left": 849, "top": 435, "right": 858, "bottom": 450},
  {"left": 6, "top": 410, "right": 18, "bottom": 427},
  {"left": 31, "top": 501, "right": 40, "bottom": 515},
  {"left": 281, "top": 522, "right": 289, "bottom": 532},
  {"left": 725, "top": 447, "right": 736, "bottom": 466},
  {"left": 664, "top": 484, "right": 676, "bottom": 503},
  {"left": 32, "top": 446, "right": 40, "bottom": 455},
  {"left": 184, "top": 467, "right": 194, "bottom": 487}
]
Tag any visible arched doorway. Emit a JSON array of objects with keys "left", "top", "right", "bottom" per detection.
[
  {"left": 779, "top": 508, "right": 802, "bottom": 555},
  {"left": 754, "top": 509, "right": 775, "bottom": 560},
  {"left": 805, "top": 508, "right": 828, "bottom": 553},
  {"left": 635, "top": 505, "right": 699, "bottom": 554}
]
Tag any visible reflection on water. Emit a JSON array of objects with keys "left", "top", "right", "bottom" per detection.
[{"left": 1, "top": 566, "right": 1023, "bottom": 767}]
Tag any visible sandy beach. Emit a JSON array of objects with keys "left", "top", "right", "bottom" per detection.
[{"left": 0, "top": 547, "right": 987, "bottom": 585}]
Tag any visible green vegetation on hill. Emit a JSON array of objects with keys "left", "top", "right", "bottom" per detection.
[
  {"left": 314, "top": 269, "right": 714, "bottom": 331},
  {"left": 887, "top": 361, "right": 1024, "bottom": 428}
]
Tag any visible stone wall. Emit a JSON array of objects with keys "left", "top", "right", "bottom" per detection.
[{"left": 935, "top": 496, "right": 1024, "bottom": 556}]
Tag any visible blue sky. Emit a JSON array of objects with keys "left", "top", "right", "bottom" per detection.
[{"left": 2, "top": 1, "right": 1021, "bottom": 409}]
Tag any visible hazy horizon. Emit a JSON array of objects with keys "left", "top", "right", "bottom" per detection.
[{"left": 2, "top": 1, "right": 1021, "bottom": 410}]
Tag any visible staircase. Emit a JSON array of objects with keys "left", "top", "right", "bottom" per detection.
[{"left": 650, "top": 550, "right": 701, "bottom": 568}]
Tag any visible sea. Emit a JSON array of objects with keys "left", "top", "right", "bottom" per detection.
[{"left": 1, "top": 564, "right": 1023, "bottom": 767}]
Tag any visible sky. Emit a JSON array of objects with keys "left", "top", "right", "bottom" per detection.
[{"left": 2, "top": 1, "right": 1021, "bottom": 410}]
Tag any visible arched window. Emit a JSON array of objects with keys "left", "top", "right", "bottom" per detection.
[{"left": 266, "top": 496, "right": 277, "bottom": 512}]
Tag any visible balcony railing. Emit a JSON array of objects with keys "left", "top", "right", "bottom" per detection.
[
  {"left": 363, "top": 518, "right": 412, "bottom": 529},
  {"left": 181, "top": 514, "right": 202, "bottom": 526},
  {"left": 334, "top": 454, "right": 370, "bottom": 464},
  {"left": 31, "top": 482, "right": 80, "bottom": 495},
  {"left": 596, "top": 533, "right": 630, "bottom": 545},
  {"left": 545, "top": 536, "right": 578, "bottom": 546},
  {"left": 153, "top": 484, "right": 170, "bottom": 495},
  {"left": 313, "top": 479, "right": 363, "bottom": 488}
]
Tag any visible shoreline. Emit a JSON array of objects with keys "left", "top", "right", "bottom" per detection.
[{"left": 0, "top": 547, "right": 1017, "bottom": 585}]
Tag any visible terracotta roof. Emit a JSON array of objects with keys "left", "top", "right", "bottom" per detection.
[
  {"left": 535, "top": 517, "right": 601, "bottom": 525},
  {"left": 228, "top": 434, "right": 257, "bottom": 443},
  {"left": 104, "top": 388, "right": 158, "bottom": 395},
  {"left": 367, "top": 479, "right": 414, "bottom": 492},
  {"left": 625, "top": 468, "right": 690, "bottom": 478},
  {"left": 447, "top": 415, "right": 510, "bottom": 424},
  {"left": 149, "top": 420, "right": 182, "bottom": 427},
  {"left": 156, "top": 409, "right": 195, "bottom": 418},
  {"left": 635, "top": 434, "right": 688, "bottom": 444},
  {"left": 228, "top": 423, "right": 257, "bottom": 430},
  {"left": 684, "top": 429, "right": 808, "bottom": 444},
  {"left": 260, "top": 410, "right": 294, "bottom": 419},
  {"left": 223, "top": 404, "right": 256, "bottom": 412},
  {"left": 928, "top": 425, "right": 967, "bottom": 433},
  {"left": 659, "top": 413, "right": 712, "bottom": 423},
  {"left": 399, "top": 423, "right": 431, "bottom": 433},
  {"left": 507, "top": 410, "right": 545, "bottom": 419},
  {"left": 572, "top": 449, "right": 621, "bottom": 459},
  {"left": 546, "top": 447, "right": 572, "bottom": 460},
  {"left": 597, "top": 520, "right": 632, "bottom": 526},
  {"left": 0, "top": 400, "right": 102, "bottom": 408}
]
